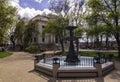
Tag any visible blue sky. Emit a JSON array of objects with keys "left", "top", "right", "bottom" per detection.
[
  {"left": 10, "top": 0, "right": 86, "bottom": 19},
  {"left": 9, "top": 0, "right": 53, "bottom": 18},
  {"left": 19, "top": 0, "right": 49, "bottom": 10}
]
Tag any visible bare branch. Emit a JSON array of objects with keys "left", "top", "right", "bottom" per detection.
[{"left": 103, "top": 0, "right": 115, "bottom": 15}]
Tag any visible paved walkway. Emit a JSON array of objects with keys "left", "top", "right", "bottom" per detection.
[{"left": 0, "top": 52, "right": 120, "bottom": 82}]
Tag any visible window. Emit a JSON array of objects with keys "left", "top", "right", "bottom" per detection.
[
  {"left": 42, "top": 25, "right": 45, "bottom": 28},
  {"left": 55, "top": 37, "right": 58, "bottom": 43},
  {"left": 34, "top": 37, "right": 37, "bottom": 42},
  {"left": 42, "top": 37, "right": 45, "bottom": 42}
]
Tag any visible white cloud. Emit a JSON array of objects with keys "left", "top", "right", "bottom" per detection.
[
  {"left": 9, "top": 0, "right": 85, "bottom": 19},
  {"left": 18, "top": 7, "right": 42, "bottom": 19},
  {"left": 34, "top": 0, "right": 43, "bottom": 4},
  {"left": 18, "top": 8, "right": 54, "bottom": 19},
  {"left": 9, "top": 0, "right": 20, "bottom": 8},
  {"left": 9, "top": 0, "right": 54, "bottom": 19},
  {"left": 42, "top": 9, "right": 52, "bottom": 15}
]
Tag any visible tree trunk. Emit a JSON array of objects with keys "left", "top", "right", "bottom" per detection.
[
  {"left": 92, "top": 38, "right": 94, "bottom": 49},
  {"left": 10, "top": 35, "right": 15, "bottom": 50},
  {"left": 114, "top": 0, "right": 119, "bottom": 57},
  {"left": 116, "top": 39, "right": 120, "bottom": 58},
  {"left": 76, "top": 39, "right": 79, "bottom": 55},
  {"left": 100, "top": 35, "right": 103, "bottom": 49},
  {"left": 118, "top": 45, "right": 120, "bottom": 58},
  {"left": 95, "top": 37, "right": 99, "bottom": 49},
  {"left": 86, "top": 37, "right": 88, "bottom": 49},
  {"left": 105, "top": 36, "right": 109, "bottom": 50},
  {"left": 58, "top": 34, "right": 64, "bottom": 53},
  {"left": 94, "top": 39, "right": 96, "bottom": 49}
]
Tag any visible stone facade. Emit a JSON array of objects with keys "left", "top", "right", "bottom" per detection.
[{"left": 31, "top": 15, "right": 57, "bottom": 44}]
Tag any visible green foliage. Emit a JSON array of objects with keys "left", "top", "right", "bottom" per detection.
[
  {"left": 60, "top": 51, "right": 118, "bottom": 59},
  {"left": 14, "top": 19, "right": 26, "bottom": 44},
  {"left": 88, "top": 0, "right": 105, "bottom": 12},
  {"left": 0, "top": 52, "right": 12, "bottom": 58},
  {"left": 14, "top": 16, "right": 40, "bottom": 49},
  {"left": 0, "top": 0, "right": 16, "bottom": 44},
  {"left": 87, "top": 0, "right": 120, "bottom": 57},
  {"left": 85, "top": 12, "right": 100, "bottom": 26},
  {"left": 25, "top": 45, "right": 41, "bottom": 53},
  {"left": 80, "top": 51, "right": 120, "bottom": 61},
  {"left": 62, "top": 51, "right": 120, "bottom": 61},
  {"left": 43, "top": 16, "right": 68, "bottom": 52},
  {"left": 80, "top": 51, "right": 117, "bottom": 57},
  {"left": 44, "top": 16, "right": 68, "bottom": 35},
  {"left": 23, "top": 20, "right": 39, "bottom": 47},
  {"left": 74, "top": 27, "right": 83, "bottom": 37}
]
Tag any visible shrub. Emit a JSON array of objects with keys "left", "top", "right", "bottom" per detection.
[
  {"left": 0, "top": 47, "right": 5, "bottom": 52},
  {"left": 25, "top": 45, "right": 40, "bottom": 53}
]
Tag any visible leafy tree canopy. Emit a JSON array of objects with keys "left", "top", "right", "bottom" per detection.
[{"left": 0, "top": 0, "right": 16, "bottom": 44}]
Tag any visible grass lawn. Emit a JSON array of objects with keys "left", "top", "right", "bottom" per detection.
[
  {"left": 80, "top": 51, "right": 120, "bottom": 61},
  {"left": 80, "top": 51, "right": 118, "bottom": 57},
  {"left": 0, "top": 52, "right": 12, "bottom": 58},
  {"left": 61, "top": 51, "right": 119, "bottom": 61}
]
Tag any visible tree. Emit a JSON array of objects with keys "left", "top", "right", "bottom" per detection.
[
  {"left": 85, "top": 6, "right": 102, "bottom": 49},
  {"left": 87, "top": 0, "right": 120, "bottom": 57},
  {"left": 23, "top": 19, "right": 39, "bottom": 48},
  {"left": 69, "top": 0, "right": 85, "bottom": 26},
  {"left": 14, "top": 18, "right": 26, "bottom": 45},
  {"left": 85, "top": 27, "right": 103, "bottom": 49},
  {"left": 48, "top": 0, "right": 85, "bottom": 52},
  {"left": 74, "top": 27, "right": 84, "bottom": 53},
  {"left": 84, "top": 28, "right": 92, "bottom": 48},
  {"left": 43, "top": 16, "right": 68, "bottom": 52},
  {"left": 101, "top": 24, "right": 113, "bottom": 49},
  {"left": 0, "top": 0, "right": 16, "bottom": 45},
  {"left": 49, "top": 0, "right": 71, "bottom": 16}
]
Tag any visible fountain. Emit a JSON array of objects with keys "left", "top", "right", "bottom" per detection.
[
  {"left": 34, "top": 26, "right": 115, "bottom": 78},
  {"left": 65, "top": 26, "right": 79, "bottom": 63}
]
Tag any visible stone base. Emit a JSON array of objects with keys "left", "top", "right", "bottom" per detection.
[
  {"left": 34, "top": 57, "right": 114, "bottom": 78},
  {"left": 65, "top": 54, "right": 79, "bottom": 63}
]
